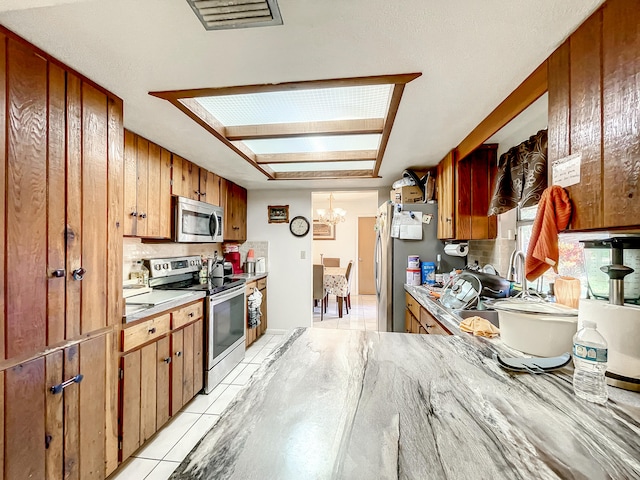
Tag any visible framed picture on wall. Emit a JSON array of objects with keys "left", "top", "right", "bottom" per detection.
[
  {"left": 268, "top": 205, "right": 289, "bottom": 223},
  {"left": 313, "top": 221, "right": 335, "bottom": 240}
]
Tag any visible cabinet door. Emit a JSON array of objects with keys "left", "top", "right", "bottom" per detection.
[
  {"left": 259, "top": 286, "right": 267, "bottom": 336},
  {"left": 5, "top": 38, "right": 49, "bottom": 359},
  {"left": 121, "top": 349, "right": 141, "bottom": 460},
  {"left": 156, "top": 336, "right": 172, "bottom": 430},
  {"left": 135, "top": 136, "right": 149, "bottom": 237},
  {"left": 171, "top": 329, "right": 185, "bottom": 415},
  {"left": 404, "top": 309, "right": 412, "bottom": 333},
  {"left": 200, "top": 169, "right": 221, "bottom": 206},
  {"left": 123, "top": 130, "right": 138, "bottom": 236},
  {"left": 225, "top": 182, "right": 247, "bottom": 241},
  {"left": 182, "top": 323, "right": 194, "bottom": 402},
  {"left": 172, "top": 154, "right": 198, "bottom": 200},
  {"left": 159, "top": 148, "right": 173, "bottom": 239},
  {"left": 192, "top": 319, "right": 204, "bottom": 397},
  {"left": 411, "top": 314, "right": 420, "bottom": 334},
  {"left": 67, "top": 76, "right": 110, "bottom": 337},
  {"left": 437, "top": 151, "right": 455, "bottom": 239}
]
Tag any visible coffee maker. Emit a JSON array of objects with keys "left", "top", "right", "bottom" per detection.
[{"left": 225, "top": 251, "right": 242, "bottom": 274}]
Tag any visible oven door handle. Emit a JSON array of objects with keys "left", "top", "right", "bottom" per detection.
[{"left": 210, "top": 284, "right": 245, "bottom": 306}]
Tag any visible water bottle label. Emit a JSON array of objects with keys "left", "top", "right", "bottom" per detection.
[{"left": 573, "top": 343, "right": 608, "bottom": 363}]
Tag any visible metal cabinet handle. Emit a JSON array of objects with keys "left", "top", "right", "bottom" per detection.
[
  {"left": 45, "top": 434, "right": 53, "bottom": 450},
  {"left": 130, "top": 211, "right": 137, "bottom": 217},
  {"left": 233, "top": 226, "right": 240, "bottom": 230},
  {"left": 175, "top": 351, "right": 182, "bottom": 357},
  {"left": 72, "top": 268, "right": 86, "bottom": 281},
  {"left": 200, "top": 192, "right": 206, "bottom": 196},
  {"left": 138, "top": 213, "right": 147, "bottom": 219},
  {"left": 188, "top": 312, "right": 194, "bottom": 317},
  {"left": 194, "top": 190, "right": 201, "bottom": 195},
  {"left": 50, "top": 374, "right": 83, "bottom": 394},
  {"left": 51, "top": 269, "right": 65, "bottom": 278},
  {"left": 148, "top": 327, "right": 156, "bottom": 334},
  {"left": 163, "top": 357, "right": 171, "bottom": 364}
]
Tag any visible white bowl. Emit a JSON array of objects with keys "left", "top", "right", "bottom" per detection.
[{"left": 493, "top": 300, "right": 578, "bottom": 357}]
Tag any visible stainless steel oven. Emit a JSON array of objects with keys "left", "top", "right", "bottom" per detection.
[
  {"left": 173, "top": 196, "right": 223, "bottom": 243},
  {"left": 206, "top": 284, "right": 246, "bottom": 392}
]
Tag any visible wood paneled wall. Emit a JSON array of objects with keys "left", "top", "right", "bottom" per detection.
[{"left": 548, "top": 0, "right": 640, "bottom": 230}]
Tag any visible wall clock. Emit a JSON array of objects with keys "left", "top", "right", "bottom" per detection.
[{"left": 289, "top": 216, "right": 310, "bottom": 237}]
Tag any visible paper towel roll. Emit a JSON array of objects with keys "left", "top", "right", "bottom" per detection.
[{"left": 444, "top": 243, "right": 468, "bottom": 257}]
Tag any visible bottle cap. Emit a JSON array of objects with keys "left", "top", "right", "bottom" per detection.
[{"left": 582, "top": 320, "right": 597, "bottom": 328}]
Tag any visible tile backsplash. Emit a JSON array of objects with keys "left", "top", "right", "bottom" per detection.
[
  {"left": 239, "top": 241, "right": 269, "bottom": 267},
  {"left": 123, "top": 238, "right": 222, "bottom": 281},
  {"left": 467, "top": 238, "right": 516, "bottom": 278}
]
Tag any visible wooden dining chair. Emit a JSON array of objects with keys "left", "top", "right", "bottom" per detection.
[
  {"left": 312, "top": 264, "right": 326, "bottom": 320},
  {"left": 337, "top": 260, "right": 354, "bottom": 316},
  {"left": 323, "top": 257, "right": 340, "bottom": 267}
]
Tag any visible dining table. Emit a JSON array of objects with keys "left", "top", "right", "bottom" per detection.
[{"left": 323, "top": 266, "right": 349, "bottom": 318}]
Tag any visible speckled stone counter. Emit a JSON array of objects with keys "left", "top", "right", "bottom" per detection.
[
  {"left": 124, "top": 291, "right": 206, "bottom": 323},
  {"left": 171, "top": 327, "right": 640, "bottom": 480}
]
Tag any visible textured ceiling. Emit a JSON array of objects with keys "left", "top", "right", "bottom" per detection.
[{"left": 0, "top": 0, "right": 604, "bottom": 190}]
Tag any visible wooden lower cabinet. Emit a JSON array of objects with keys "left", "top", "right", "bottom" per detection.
[
  {"left": 1, "top": 333, "right": 113, "bottom": 480},
  {"left": 119, "top": 302, "right": 204, "bottom": 464},
  {"left": 405, "top": 292, "right": 451, "bottom": 336},
  {"left": 246, "top": 277, "right": 268, "bottom": 347}
]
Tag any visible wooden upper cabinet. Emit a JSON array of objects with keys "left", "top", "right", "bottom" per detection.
[
  {"left": 172, "top": 155, "right": 200, "bottom": 201},
  {"left": 547, "top": 0, "right": 640, "bottom": 231},
  {"left": 224, "top": 181, "right": 247, "bottom": 242},
  {"left": 2, "top": 38, "right": 123, "bottom": 360},
  {"left": 123, "top": 130, "right": 172, "bottom": 238},
  {"left": 200, "top": 169, "right": 221, "bottom": 206},
  {"left": 437, "top": 151, "right": 455, "bottom": 239},
  {"left": 455, "top": 144, "right": 498, "bottom": 240}
]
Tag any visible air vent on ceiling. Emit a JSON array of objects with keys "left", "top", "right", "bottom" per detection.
[{"left": 187, "top": 0, "right": 283, "bottom": 30}]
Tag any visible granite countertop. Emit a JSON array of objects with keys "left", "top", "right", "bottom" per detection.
[
  {"left": 124, "top": 291, "right": 206, "bottom": 323},
  {"left": 171, "top": 327, "right": 640, "bottom": 479},
  {"left": 228, "top": 272, "right": 268, "bottom": 283}
]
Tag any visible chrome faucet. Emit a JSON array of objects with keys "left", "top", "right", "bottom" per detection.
[{"left": 508, "top": 250, "right": 526, "bottom": 285}]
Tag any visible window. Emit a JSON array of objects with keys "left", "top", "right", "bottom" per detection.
[{"left": 516, "top": 205, "right": 595, "bottom": 297}]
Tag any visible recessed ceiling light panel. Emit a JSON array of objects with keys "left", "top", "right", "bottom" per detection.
[{"left": 187, "top": 0, "right": 283, "bottom": 31}]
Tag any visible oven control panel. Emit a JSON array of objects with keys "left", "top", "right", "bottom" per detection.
[{"left": 145, "top": 256, "right": 202, "bottom": 278}]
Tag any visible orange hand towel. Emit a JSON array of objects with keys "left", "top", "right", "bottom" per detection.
[
  {"left": 459, "top": 316, "right": 500, "bottom": 338},
  {"left": 525, "top": 186, "right": 572, "bottom": 281}
]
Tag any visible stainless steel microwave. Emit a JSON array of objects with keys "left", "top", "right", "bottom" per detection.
[{"left": 173, "top": 196, "right": 223, "bottom": 243}]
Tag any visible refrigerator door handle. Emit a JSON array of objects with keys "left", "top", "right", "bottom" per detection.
[{"left": 374, "top": 232, "right": 381, "bottom": 297}]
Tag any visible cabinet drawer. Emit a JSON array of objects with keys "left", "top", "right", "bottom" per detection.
[
  {"left": 172, "top": 301, "right": 203, "bottom": 330},
  {"left": 122, "top": 314, "right": 170, "bottom": 352},
  {"left": 405, "top": 292, "right": 420, "bottom": 319},
  {"left": 420, "top": 308, "right": 451, "bottom": 336},
  {"left": 256, "top": 277, "right": 267, "bottom": 290}
]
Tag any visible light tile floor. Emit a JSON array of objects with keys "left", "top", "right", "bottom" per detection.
[
  {"left": 313, "top": 294, "right": 378, "bottom": 330},
  {"left": 110, "top": 333, "right": 285, "bottom": 480}
]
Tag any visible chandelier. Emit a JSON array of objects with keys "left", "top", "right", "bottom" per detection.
[{"left": 316, "top": 193, "right": 347, "bottom": 225}]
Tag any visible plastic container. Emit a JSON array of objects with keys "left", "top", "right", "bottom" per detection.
[
  {"left": 493, "top": 299, "right": 578, "bottom": 356},
  {"left": 421, "top": 261, "right": 435, "bottom": 285},
  {"left": 408, "top": 255, "right": 420, "bottom": 269},
  {"left": 572, "top": 319, "right": 608, "bottom": 404},
  {"left": 406, "top": 269, "right": 421, "bottom": 286}
]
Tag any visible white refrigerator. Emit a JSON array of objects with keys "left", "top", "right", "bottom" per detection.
[{"left": 375, "top": 201, "right": 466, "bottom": 332}]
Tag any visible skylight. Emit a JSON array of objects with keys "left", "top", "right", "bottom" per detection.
[{"left": 150, "top": 74, "right": 421, "bottom": 181}]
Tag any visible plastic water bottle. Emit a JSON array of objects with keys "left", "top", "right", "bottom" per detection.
[{"left": 572, "top": 320, "right": 608, "bottom": 404}]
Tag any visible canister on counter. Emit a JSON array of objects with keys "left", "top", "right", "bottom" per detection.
[
  {"left": 406, "top": 269, "right": 421, "bottom": 286},
  {"left": 421, "top": 261, "right": 436, "bottom": 285},
  {"left": 408, "top": 255, "right": 420, "bottom": 269}
]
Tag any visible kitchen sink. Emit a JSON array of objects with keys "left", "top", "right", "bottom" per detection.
[{"left": 457, "top": 309, "right": 499, "bottom": 328}]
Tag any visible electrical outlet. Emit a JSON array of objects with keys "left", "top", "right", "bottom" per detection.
[
  {"left": 423, "top": 214, "right": 433, "bottom": 224},
  {"left": 300, "top": 250, "right": 306, "bottom": 259}
]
